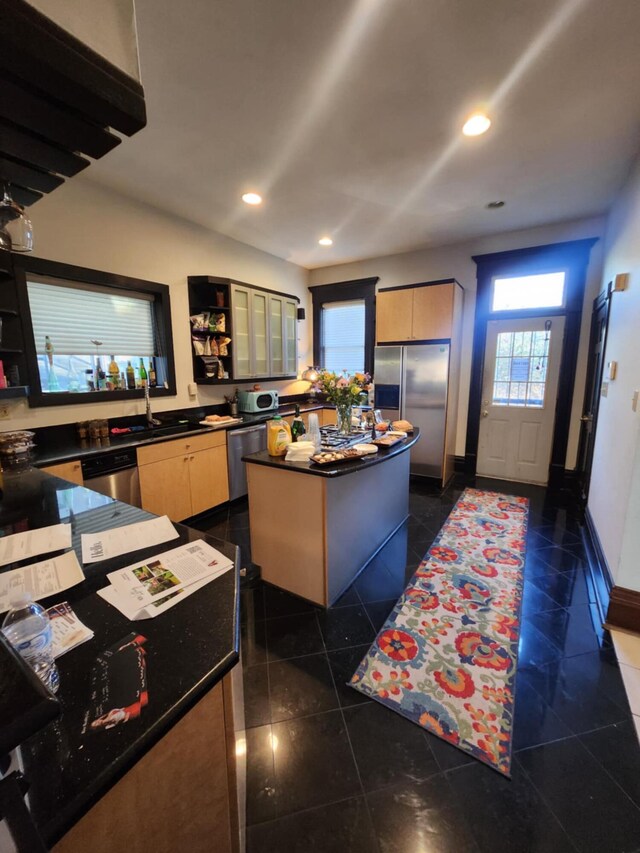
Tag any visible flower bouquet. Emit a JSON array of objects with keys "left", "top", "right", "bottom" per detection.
[{"left": 315, "top": 369, "right": 371, "bottom": 434}]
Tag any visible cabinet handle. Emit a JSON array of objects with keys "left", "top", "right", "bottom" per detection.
[
  {"left": 184, "top": 456, "right": 189, "bottom": 461},
  {"left": 190, "top": 455, "right": 195, "bottom": 461}
]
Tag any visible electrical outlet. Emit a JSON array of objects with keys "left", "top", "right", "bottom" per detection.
[{"left": 0, "top": 405, "right": 10, "bottom": 420}]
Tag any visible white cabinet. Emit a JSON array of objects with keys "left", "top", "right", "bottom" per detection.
[
  {"left": 231, "top": 284, "right": 252, "bottom": 379},
  {"left": 231, "top": 285, "right": 298, "bottom": 379}
]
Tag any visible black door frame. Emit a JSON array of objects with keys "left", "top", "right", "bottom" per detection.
[
  {"left": 465, "top": 239, "right": 598, "bottom": 488},
  {"left": 575, "top": 283, "right": 612, "bottom": 502}
]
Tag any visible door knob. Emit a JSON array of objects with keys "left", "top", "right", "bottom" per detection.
[{"left": 482, "top": 410, "right": 489, "bottom": 418}]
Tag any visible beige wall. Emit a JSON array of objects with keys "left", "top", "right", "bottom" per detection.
[
  {"left": 588, "top": 156, "right": 640, "bottom": 589},
  {"left": 6, "top": 178, "right": 311, "bottom": 431},
  {"left": 309, "top": 216, "right": 605, "bottom": 466}
]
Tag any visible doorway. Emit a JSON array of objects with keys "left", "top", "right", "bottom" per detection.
[
  {"left": 576, "top": 288, "right": 610, "bottom": 502},
  {"left": 477, "top": 316, "right": 565, "bottom": 485}
]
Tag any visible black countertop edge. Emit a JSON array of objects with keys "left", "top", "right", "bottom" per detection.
[
  {"left": 243, "top": 430, "right": 420, "bottom": 478},
  {"left": 29, "top": 403, "right": 338, "bottom": 468},
  {"left": 47, "top": 647, "right": 240, "bottom": 846}
]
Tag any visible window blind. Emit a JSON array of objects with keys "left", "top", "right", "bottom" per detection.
[
  {"left": 27, "top": 278, "right": 156, "bottom": 356},
  {"left": 321, "top": 300, "right": 365, "bottom": 374}
]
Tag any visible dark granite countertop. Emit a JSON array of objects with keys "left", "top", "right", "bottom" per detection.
[
  {"left": 0, "top": 468, "right": 240, "bottom": 846},
  {"left": 243, "top": 429, "right": 420, "bottom": 477},
  {"left": 30, "top": 402, "right": 335, "bottom": 468}
]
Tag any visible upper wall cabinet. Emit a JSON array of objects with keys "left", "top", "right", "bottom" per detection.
[
  {"left": 376, "top": 280, "right": 459, "bottom": 343},
  {"left": 188, "top": 276, "right": 299, "bottom": 384},
  {"left": 0, "top": 0, "right": 146, "bottom": 210}
]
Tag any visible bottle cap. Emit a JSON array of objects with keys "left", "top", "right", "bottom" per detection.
[{"left": 273, "top": 415, "right": 282, "bottom": 420}]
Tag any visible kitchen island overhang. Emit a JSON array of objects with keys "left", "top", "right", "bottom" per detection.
[{"left": 244, "top": 430, "right": 420, "bottom": 607}]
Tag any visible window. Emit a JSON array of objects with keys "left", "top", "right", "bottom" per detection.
[
  {"left": 492, "top": 272, "right": 565, "bottom": 312},
  {"left": 321, "top": 300, "right": 365, "bottom": 374},
  {"left": 16, "top": 257, "right": 176, "bottom": 406},
  {"left": 492, "top": 330, "right": 550, "bottom": 407},
  {"left": 310, "top": 277, "right": 378, "bottom": 375}
]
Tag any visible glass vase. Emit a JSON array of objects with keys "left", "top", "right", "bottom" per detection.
[{"left": 335, "top": 402, "right": 353, "bottom": 435}]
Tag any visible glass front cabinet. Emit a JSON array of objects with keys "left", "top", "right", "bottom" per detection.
[{"left": 230, "top": 284, "right": 297, "bottom": 381}]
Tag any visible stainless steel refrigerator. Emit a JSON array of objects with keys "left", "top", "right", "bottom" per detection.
[{"left": 374, "top": 344, "right": 451, "bottom": 480}]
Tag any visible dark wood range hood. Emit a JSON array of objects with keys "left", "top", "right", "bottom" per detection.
[{"left": 0, "top": 0, "right": 147, "bottom": 208}]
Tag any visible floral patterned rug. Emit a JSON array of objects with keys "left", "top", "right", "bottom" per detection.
[{"left": 350, "top": 488, "right": 528, "bottom": 776}]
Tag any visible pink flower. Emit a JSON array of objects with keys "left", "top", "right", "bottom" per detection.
[{"left": 336, "top": 377, "right": 349, "bottom": 388}]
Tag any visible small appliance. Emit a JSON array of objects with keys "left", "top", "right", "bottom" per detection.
[{"left": 237, "top": 389, "right": 279, "bottom": 413}]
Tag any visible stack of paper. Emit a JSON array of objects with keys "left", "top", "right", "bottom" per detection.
[
  {"left": 97, "top": 540, "right": 234, "bottom": 620},
  {"left": 47, "top": 601, "right": 94, "bottom": 658},
  {"left": 80, "top": 516, "right": 179, "bottom": 564}
]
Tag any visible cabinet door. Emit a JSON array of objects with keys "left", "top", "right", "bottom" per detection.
[
  {"left": 411, "top": 284, "right": 454, "bottom": 341},
  {"left": 189, "top": 445, "right": 229, "bottom": 516},
  {"left": 231, "top": 285, "right": 252, "bottom": 379},
  {"left": 41, "top": 459, "right": 83, "bottom": 485},
  {"left": 283, "top": 299, "right": 297, "bottom": 375},
  {"left": 376, "top": 289, "right": 413, "bottom": 342},
  {"left": 251, "top": 290, "right": 269, "bottom": 377},
  {"left": 269, "top": 295, "right": 284, "bottom": 375},
  {"left": 139, "top": 455, "right": 192, "bottom": 522}
]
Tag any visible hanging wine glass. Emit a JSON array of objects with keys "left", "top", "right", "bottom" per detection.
[{"left": 0, "top": 185, "right": 34, "bottom": 253}]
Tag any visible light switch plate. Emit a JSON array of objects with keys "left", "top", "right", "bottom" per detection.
[{"left": 601, "top": 382, "right": 609, "bottom": 398}]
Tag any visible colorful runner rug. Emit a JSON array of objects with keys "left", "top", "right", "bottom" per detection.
[{"left": 350, "top": 488, "right": 528, "bottom": 776}]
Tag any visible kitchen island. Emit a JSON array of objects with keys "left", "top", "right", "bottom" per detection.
[
  {"left": 0, "top": 467, "right": 242, "bottom": 853},
  {"left": 244, "top": 430, "right": 420, "bottom": 607}
]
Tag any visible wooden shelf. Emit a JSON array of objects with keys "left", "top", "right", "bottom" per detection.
[{"left": 0, "top": 386, "right": 28, "bottom": 399}]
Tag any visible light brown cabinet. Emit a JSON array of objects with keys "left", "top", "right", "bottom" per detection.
[
  {"left": 40, "top": 459, "right": 84, "bottom": 485},
  {"left": 376, "top": 281, "right": 457, "bottom": 343},
  {"left": 138, "top": 432, "right": 229, "bottom": 522}
]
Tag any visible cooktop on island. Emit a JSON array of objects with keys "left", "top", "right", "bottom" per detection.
[{"left": 319, "top": 425, "right": 371, "bottom": 451}]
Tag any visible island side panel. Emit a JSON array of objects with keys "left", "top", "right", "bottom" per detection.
[
  {"left": 325, "top": 450, "right": 410, "bottom": 604},
  {"left": 53, "top": 680, "right": 236, "bottom": 853},
  {"left": 247, "top": 464, "right": 327, "bottom": 605}
]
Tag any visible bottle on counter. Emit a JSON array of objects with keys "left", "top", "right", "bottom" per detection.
[
  {"left": 2, "top": 593, "right": 59, "bottom": 693},
  {"left": 139, "top": 358, "right": 148, "bottom": 388},
  {"left": 108, "top": 355, "right": 120, "bottom": 389},
  {"left": 95, "top": 357, "right": 106, "bottom": 391},
  {"left": 126, "top": 361, "right": 136, "bottom": 390},
  {"left": 267, "top": 415, "right": 292, "bottom": 457},
  {"left": 291, "top": 405, "right": 306, "bottom": 443},
  {"left": 148, "top": 357, "right": 157, "bottom": 388}
]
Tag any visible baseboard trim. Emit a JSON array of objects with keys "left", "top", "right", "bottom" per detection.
[
  {"left": 582, "top": 507, "right": 613, "bottom": 625},
  {"left": 606, "top": 586, "right": 640, "bottom": 633}
]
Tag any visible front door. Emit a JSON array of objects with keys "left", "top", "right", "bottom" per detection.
[
  {"left": 477, "top": 316, "right": 565, "bottom": 484},
  {"left": 576, "top": 290, "right": 610, "bottom": 502}
]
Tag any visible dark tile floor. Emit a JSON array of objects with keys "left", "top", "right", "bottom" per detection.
[{"left": 195, "top": 476, "right": 640, "bottom": 853}]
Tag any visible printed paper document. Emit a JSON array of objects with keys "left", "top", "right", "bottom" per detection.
[
  {"left": 0, "top": 523, "right": 72, "bottom": 567},
  {"left": 0, "top": 550, "right": 85, "bottom": 613},
  {"left": 81, "top": 515, "right": 179, "bottom": 564}
]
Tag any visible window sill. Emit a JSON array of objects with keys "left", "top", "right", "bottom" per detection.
[{"left": 27, "top": 386, "right": 175, "bottom": 408}]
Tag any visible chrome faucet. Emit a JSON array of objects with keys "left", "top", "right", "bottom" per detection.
[{"left": 144, "top": 381, "right": 161, "bottom": 427}]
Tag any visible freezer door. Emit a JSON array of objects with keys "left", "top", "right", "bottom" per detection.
[
  {"left": 403, "top": 344, "right": 450, "bottom": 478},
  {"left": 374, "top": 346, "right": 402, "bottom": 420}
]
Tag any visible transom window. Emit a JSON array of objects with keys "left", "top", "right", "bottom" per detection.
[
  {"left": 492, "top": 330, "right": 550, "bottom": 407},
  {"left": 492, "top": 272, "right": 565, "bottom": 312}
]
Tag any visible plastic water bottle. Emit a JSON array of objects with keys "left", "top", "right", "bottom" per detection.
[{"left": 2, "top": 594, "right": 60, "bottom": 693}]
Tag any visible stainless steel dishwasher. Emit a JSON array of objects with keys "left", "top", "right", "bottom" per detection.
[
  {"left": 227, "top": 424, "right": 267, "bottom": 500},
  {"left": 81, "top": 447, "right": 142, "bottom": 507}
]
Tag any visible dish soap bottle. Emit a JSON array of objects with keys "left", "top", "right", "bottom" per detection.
[
  {"left": 291, "top": 405, "right": 306, "bottom": 443},
  {"left": 267, "top": 415, "right": 292, "bottom": 457}
]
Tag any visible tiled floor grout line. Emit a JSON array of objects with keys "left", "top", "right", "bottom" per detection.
[
  {"left": 576, "top": 734, "right": 640, "bottom": 814},
  {"left": 314, "top": 609, "right": 383, "bottom": 853}
]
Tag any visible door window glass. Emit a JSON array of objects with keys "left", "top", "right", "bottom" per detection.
[
  {"left": 492, "top": 330, "right": 550, "bottom": 407},
  {"left": 492, "top": 272, "right": 565, "bottom": 311}
]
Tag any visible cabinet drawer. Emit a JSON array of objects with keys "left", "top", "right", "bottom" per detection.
[
  {"left": 41, "top": 459, "right": 83, "bottom": 485},
  {"left": 137, "top": 430, "right": 226, "bottom": 466}
]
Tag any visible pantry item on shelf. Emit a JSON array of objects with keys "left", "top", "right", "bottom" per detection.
[
  {"left": 201, "top": 356, "right": 218, "bottom": 378},
  {"left": 215, "top": 290, "right": 225, "bottom": 307},
  {"left": 0, "top": 430, "right": 35, "bottom": 457},
  {"left": 217, "top": 336, "right": 231, "bottom": 356},
  {"left": 190, "top": 312, "right": 209, "bottom": 331},
  {"left": 210, "top": 338, "right": 219, "bottom": 356},
  {"left": 209, "top": 313, "right": 226, "bottom": 333},
  {"left": 192, "top": 335, "right": 205, "bottom": 356},
  {"left": 352, "top": 443, "right": 378, "bottom": 454},
  {"left": 217, "top": 359, "right": 225, "bottom": 379},
  {"left": 392, "top": 419, "right": 414, "bottom": 432}
]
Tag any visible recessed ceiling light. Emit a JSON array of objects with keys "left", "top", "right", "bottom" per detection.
[
  {"left": 486, "top": 200, "right": 505, "bottom": 209},
  {"left": 462, "top": 113, "right": 491, "bottom": 137},
  {"left": 242, "top": 192, "right": 262, "bottom": 205},
  {"left": 318, "top": 236, "right": 333, "bottom": 246}
]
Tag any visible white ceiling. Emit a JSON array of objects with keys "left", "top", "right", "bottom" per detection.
[{"left": 88, "top": 0, "right": 640, "bottom": 268}]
